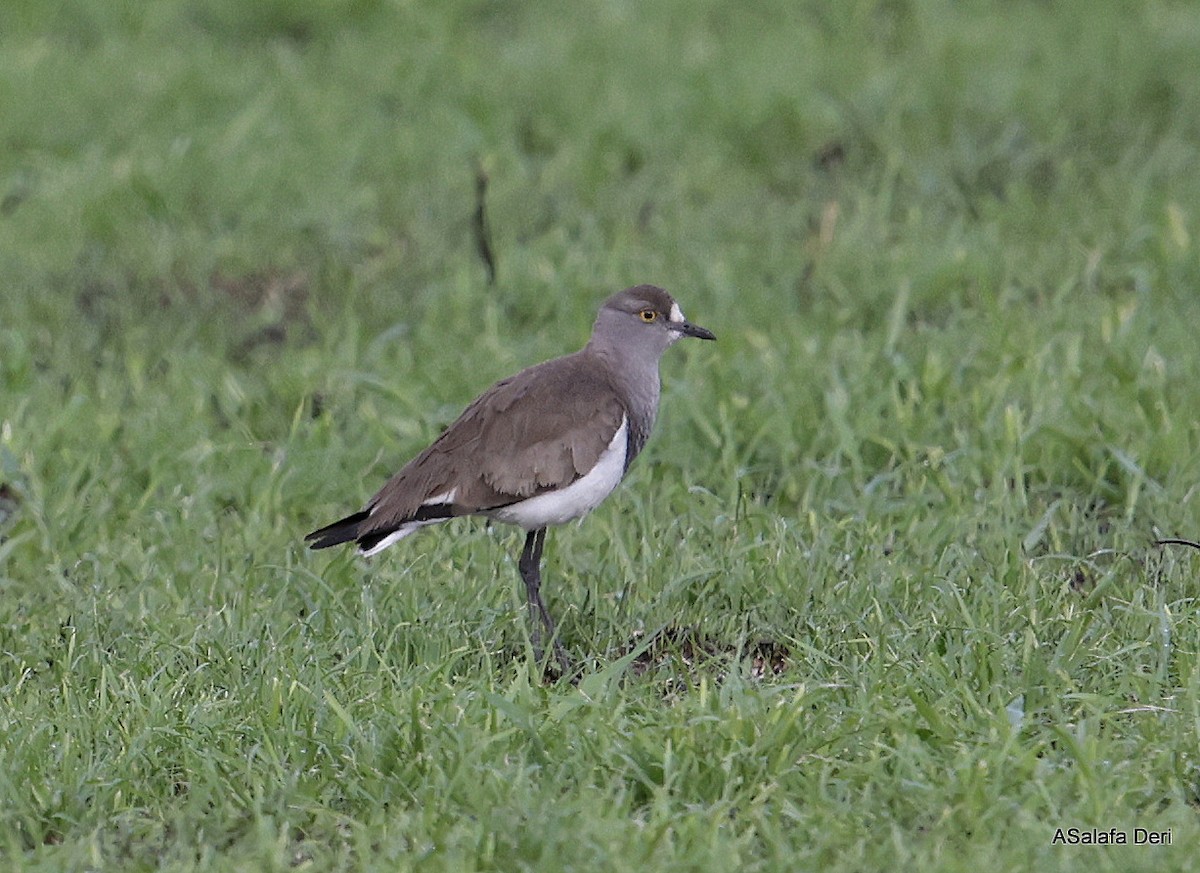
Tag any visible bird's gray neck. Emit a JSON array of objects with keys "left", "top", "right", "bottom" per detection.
[{"left": 585, "top": 340, "right": 662, "bottom": 469}]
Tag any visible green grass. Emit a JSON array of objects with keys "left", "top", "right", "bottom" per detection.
[{"left": 3, "top": 0, "right": 1200, "bottom": 869}]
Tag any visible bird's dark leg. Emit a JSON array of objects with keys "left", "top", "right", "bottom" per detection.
[{"left": 518, "top": 528, "right": 570, "bottom": 673}]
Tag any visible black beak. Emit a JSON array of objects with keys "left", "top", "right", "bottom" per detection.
[{"left": 678, "top": 320, "right": 716, "bottom": 341}]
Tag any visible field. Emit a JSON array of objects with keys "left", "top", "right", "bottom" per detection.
[{"left": 3, "top": 1, "right": 1200, "bottom": 870}]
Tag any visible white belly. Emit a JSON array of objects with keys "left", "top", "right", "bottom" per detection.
[{"left": 485, "top": 419, "right": 628, "bottom": 530}]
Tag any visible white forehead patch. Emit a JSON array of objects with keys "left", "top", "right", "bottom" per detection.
[{"left": 669, "top": 302, "right": 685, "bottom": 323}]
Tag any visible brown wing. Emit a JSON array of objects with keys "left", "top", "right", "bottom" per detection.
[{"left": 360, "top": 352, "right": 626, "bottom": 532}]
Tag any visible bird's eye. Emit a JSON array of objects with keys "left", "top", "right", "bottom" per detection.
[{"left": 639, "top": 309, "right": 658, "bottom": 323}]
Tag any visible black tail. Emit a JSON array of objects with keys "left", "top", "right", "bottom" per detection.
[
  {"left": 305, "top": 510, "right": 371, "bottom": 549},
  {"left": 305, "top": 502, "right": 458, "bottom": 552}
]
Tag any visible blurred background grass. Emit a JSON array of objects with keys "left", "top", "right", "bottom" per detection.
[
  {"left": 5, "top": 0, "right": 1199, "bottom": 515},
  {"left": 3, "top": 0, "right": 1200, "bottom": 870}
]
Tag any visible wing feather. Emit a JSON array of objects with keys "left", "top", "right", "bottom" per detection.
[{"left": 360, "top": 353, "right": 626, "bottom": 533}]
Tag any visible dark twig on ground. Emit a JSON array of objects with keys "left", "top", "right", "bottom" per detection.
[{"left": 473, "top": 161, "right": 497, "bottom": 285}]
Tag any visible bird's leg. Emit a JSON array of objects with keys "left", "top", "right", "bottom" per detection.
[
  {"left": 518, "top": 529, "right": 545, "bottom": 655},
  {"left": 518, "top": 528, "right": 571, "bottom": 673}
]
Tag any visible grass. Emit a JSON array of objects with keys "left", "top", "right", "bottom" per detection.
[{"left": 3, "top": 0, "right": 1200, "bottom": 869}]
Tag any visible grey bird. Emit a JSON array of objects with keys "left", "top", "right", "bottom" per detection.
[{"left": 305, "top": 284, "right": 715, "bottom": 670}]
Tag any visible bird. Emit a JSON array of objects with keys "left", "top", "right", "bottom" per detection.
[{"left": 305, "top": 284, "right": 715, "bottom": 670}]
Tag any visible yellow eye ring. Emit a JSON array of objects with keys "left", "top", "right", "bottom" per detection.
[{"left": 638, "top": 309, "right": 658, "bottom": 323}]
